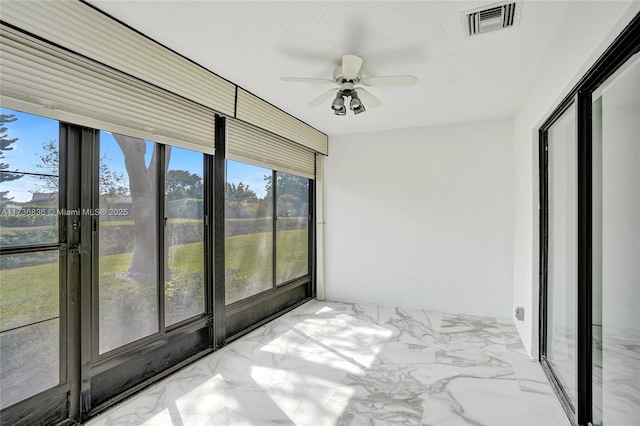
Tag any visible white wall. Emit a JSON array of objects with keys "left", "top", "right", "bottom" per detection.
[
  {"left": 512, "top": 1, "right": 639, "bottom": 356},
  {"left": 324, "top": 118, "right": 514, "bottom": 318}
]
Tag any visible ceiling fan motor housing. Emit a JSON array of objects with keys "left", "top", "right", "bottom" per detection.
[{"left": 333, "top": 66, "right": 360, "bottom": 87}]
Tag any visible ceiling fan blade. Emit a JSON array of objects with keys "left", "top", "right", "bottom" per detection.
[
  {"left": 361, "top": 75, "right": 417, "bottom": 86},
  {"left": 341, "top": 54, "right": 363, "bottom": 80},
  {"left": 355, "top": 87, "right": 382, "bottom": 108},
  {"left": 308, "top": 89, "right": 338, "bottom": 107},
  {"left": 281, "top": 77, "right": 335, "bottom": 84}
]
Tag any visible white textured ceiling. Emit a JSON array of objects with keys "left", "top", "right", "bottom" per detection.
[{"left": 87, "top": 1, "right": 572, "bottom": 136}]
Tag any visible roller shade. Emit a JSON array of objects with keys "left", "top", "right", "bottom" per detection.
[
  {"left": 1, "top": 1, "right": 328, "bottom": 159},
  {"left": 236, "top": 89, "right": 328, "bottom": 155},
  {"left": 0, "top": 0, "right": 236, "bottom": 117},
  {"left": 227, "top": 118, "right": 315, "bottom": 179},
  {"left": 0, "top": 26, "right": 216, "bottom": 154}
]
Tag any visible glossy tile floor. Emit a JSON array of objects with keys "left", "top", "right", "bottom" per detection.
[
  {"left": 593, "top": 327, "right": 640, "bottom": 425},
  {"left": 86, "top": 300, "right": 570, "bottom": 425}
]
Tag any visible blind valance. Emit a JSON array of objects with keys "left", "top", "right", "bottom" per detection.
[
  {"left": 0, "top": 26, "right": 216, "bottom": 154},
  {"left": 227, "top": 118, "right": 315, "bottom": 179}
]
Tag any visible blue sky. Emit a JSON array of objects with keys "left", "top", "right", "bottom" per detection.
[
  {"left": 1, "top": 108, "right": 59, "bottom": 202},
  {"left": 1, "top": 108, "right": 268, "bottom": 202},
  {"left": 227, "top": 161, "right": 269, "bottom": 198}
]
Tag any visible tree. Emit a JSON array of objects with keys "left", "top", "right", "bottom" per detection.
[
  {"left": 165, "top": 169, "right": 202, "bottom": 201},
  {"left": 34, "top": 138, "right": 128, "bottom": 196},
  {"left": 112, "top": 134, "right": 171, "bottom": 280},
  {"left": 31, "top": 133, "right": 145, "bottom": 278},
  {"left": 264, "top": 173, "right": 309, "bottom": 201},
  {"left": 225, "top": 182, "right": 258, "bottom": 218},
  {"left": 0, "top": 113, "right": 21, "bottom": 204},
  {"left": 264, "top": 173, "right": 309, "bottom": 217}
]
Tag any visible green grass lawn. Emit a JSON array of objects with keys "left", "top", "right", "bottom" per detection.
[
  {"left": 1, "top": 228, "right": 309, "bottom": 330},
  {"left": 0, "top": 254, "right": 59, "bottom": 332},
  {"left": 225, "top": 228, "right": 308, "bottom": 303}
]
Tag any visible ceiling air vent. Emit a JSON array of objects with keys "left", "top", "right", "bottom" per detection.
[{"left": 463, "top": 1, "right": 520, "bottom": 36}]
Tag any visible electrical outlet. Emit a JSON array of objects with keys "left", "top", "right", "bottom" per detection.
[{"left": 515, "top": 307, "right": 525, "bottom": 321}]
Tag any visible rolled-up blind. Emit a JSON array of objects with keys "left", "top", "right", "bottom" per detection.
[
  {"left": 227, "top": 118, "right": 315, "bottom": 179},
  {"left": 236, "top": 89, "right": 328, "bottom": 155},
  {"left": 1, "top": 1, "right": 328, "bottom": 158},
  {"left": 0, "top": 0, "right": 236, "bottom": 117},
  {"left": 0, "top": 26, "right": 216, "bottom": 154}
]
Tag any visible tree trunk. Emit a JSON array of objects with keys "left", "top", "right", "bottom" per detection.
[{"left": 113, "top": 135, "right": 171, "bottom": 281}]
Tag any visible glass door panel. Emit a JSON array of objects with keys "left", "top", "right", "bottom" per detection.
[
  {"left": 592, "top": 53, "right": 640, "bottom": 425},
  {"left": 275, "top": 172, "right": 309, "bottom": 284},
  {"left": 164, "top": 147, "right": 205, "bottom": 326},
  {"left": 225, "top": 160, "right": 272, "bottom": 304},
  {"left": 0, "top": 252, "right": 60, "bottom": 408},
  {"left": 0, "top": 109, "right": 62, "bottom": 409},
  {"left": 98, "top": 131, "right": 159, "bottom": 354},
  {"left": 546, "top": 103, "right": 578, "bottom": 407}
]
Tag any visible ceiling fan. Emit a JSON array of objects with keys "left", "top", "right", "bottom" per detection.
[{"left": 281, "top": 54, "right": 417, "bottom": 116}]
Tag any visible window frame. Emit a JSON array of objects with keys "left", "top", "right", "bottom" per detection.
[
  {"left": 0, "top": 113, "right": 74, "bottom": 426},
  {"left": 223, "top": 162, "right": 312, "bottom": 306},
  {"left": 82, "top": 129, "right": 215, "bottom": 418}
]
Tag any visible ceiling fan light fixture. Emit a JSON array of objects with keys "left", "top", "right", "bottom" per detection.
[
  {"left": 331, "top": 91, "right": 345, "bottom": 111},
  {"left": 350, "top": 91, "right": 366, "bottom": 114},
  {"left": 334, "top": 106, "right": 347, "bottom": 116},
  {"left": 282, "top": 53, "right": 413, "bottom": 115},
  {"left": 352, "top": 104, "right": 366, "bottom": 115}
]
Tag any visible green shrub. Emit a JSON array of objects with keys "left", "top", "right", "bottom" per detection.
[{"left": 225, "top": 269, "right": 251, "bottom": 304}]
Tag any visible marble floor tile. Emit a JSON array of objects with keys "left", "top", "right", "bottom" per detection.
[
  {"left": 495, "top": 319, "right": 569, "bottom": 426},
  {"left": 87, "top": 300, "right": 570, "bottom": 426},
  {"left": 422, "top": 376, "right": 529, "bottom": 426}
]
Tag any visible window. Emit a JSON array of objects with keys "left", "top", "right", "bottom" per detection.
[
  {"left": 98, "top": 132, "right": 159, "bottom": 354},
  {"left": 225, "top": 161, "right": 272, "bottom": 304},
  {"left": 165, "top": 147, "right": 205, "bottom": 326},
  {"left": 97, "top": 134, "right": 208, "bottom": 352},
  {"left": 275, "top": 172, "right": 310, "bottom": 284},
  {"left": 0, "top": 109, "right": 62, "bottom": 409},
  {"left": 225, "top": 161, "right": 311, "bottom": 304}
]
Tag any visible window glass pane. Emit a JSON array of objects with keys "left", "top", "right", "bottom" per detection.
[
  {"left": 276, "top": 172, "right": 309, "bottom": 284},
  {"left": 0, "top": 109, "right": 59, "bottom": 246},
  {"left": 225, "top": 160, "right": 272, "bottom": 304},
  {"left": 0, "top": 108, "right": 60, "bottom": 176},
  {"left": 547, "top": 103, "right": 577, "bottom": 407},
  {"left": 592, "top": 54, "right": 640, "bottom": 426},
  {"left": 165, "top": 147, "right": 205, "bottom": 326},
  {"left": 99, "top": 132, "right": 159, "bottom": 353},
  {"left": 0, "top": 251, "right": 60, "bottom": 409},
  {"left": 0, "top": 175, "right": 59, "bottom": 247},
  {"left": 0, "top": 109, "right": 61, "bottom": 408}
]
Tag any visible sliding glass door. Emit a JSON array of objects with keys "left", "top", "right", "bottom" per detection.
[
  {"left": 0, "top": 109, "right": 75, "bottom": 425},
  {"left": 87, "top": 130, "right": 212, "bottom": 414},
  {"left": 591, "top": 53, "right": 640, "bottom": 426},
  {"left": 545, "top": 102, "right": 578, "bottom": 409},
  {"left": 540, "top": 15, "right": 639, "bottom": 426}
]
